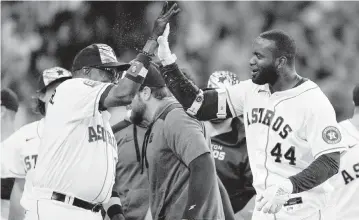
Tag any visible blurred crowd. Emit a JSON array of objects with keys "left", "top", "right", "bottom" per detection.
[{"left": 2, "top": 1, "right": 359, "bottom": 128}]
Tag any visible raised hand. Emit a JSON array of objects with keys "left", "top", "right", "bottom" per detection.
[
  {"left": 151, "top": 1, "right": 181, "bottom": 40},
  {"left": 157, "top": 23, "right": 177, "bottom": 66}
]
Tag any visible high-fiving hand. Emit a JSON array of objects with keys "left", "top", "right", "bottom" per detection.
[
  {"left": 157, "top": 23, "right": 176, "bottom": 66},
  {"left": 151, "top": 1, "right": 180, "bottom": 40}
]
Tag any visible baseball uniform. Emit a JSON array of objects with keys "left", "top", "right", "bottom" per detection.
[
  {"left": 1, "top": 119, "right": 44, "bottom": 210},
  {"left": 1, "top": 119, "right": 43, "bottom": 220},
  {"left": 322, "top": 119, "right": 359, "bottom": 220},
  {"left": 1, "top": 88, "right": 19, "bottom": 220},
  {"left": 144, "top": 99, "right": 224, "bottom": 220},
  {"left": 112, "top": 121, "right": 150, "bottom": 220},
  {"left": 223, "top": 79, "right": 347, "bottom": 220},
  {"left": 28, "top": 78, "right": 117, "bottom": 220},
  {"left": 1, "top": 67, "right": 72, "bottom": 220}
]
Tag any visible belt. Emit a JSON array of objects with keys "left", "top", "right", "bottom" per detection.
[{"left": 50, "top": 191, "right": 103, "bottom": 213}]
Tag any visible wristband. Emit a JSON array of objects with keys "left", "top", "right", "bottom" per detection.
[
  {"left": 123, "top": 60, "right": 148, "bottom": 84},
  {"left": 106, "top": 191, "right": 123, "bottom": 218},
  {"left": 161, "top": 53, "right": 177, "bottom": 66},
  {"left": 216, "top": 88, "right": 227, "bottom": 119},
  {"left": 186, "top": 90, "right": 204, "bottom": 116},
  {"left": 143, "top": 39, "right": 158, "bottom": 56}
]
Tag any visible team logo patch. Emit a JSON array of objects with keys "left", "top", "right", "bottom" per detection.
[
  {"left": 131, "top": 65, "right": 137, "bottom": 73},
  {"left": 322, "top": 126, "right": 341, "bottom": 144},
  {"left": 195, "top": 95, "right": 203, "bottom": 102}
]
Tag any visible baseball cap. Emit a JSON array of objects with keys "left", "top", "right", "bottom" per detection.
[
  {"left": 141, "top": 62, "right": 166, "bottom": 88},
  {"left": 207, "top": 70, "right": 240, "bottom": 89},
  {"left": 37, "top": 67, "right": 72, "bottom": 93},
  {"left": 72, "top": 44, "right": 130, "bottom": 72},
  {"left": 1, "top": 89, "right": 19, "bottom": 112},
  {"left": 353, "top": 84, "right": 359, "bottom": 106}
]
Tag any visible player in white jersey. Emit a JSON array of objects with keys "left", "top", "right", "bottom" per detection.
[
  {"left": 1, "top": 67, "right": 72, "bottom": 220},
  {"left": 322, "top": 85, "right": 359, "bottom": 220},
  {"left": 27, "top": 4, "right": 179, "bottom": 220},
  {"left": 155, "top": 26, "right": 350, "bottom": 220},
  {"left": 1, "top": 89, "right": 19, "bottom": 220}
]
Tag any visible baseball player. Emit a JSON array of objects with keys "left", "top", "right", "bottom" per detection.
[
  {"left": 205, "top": 71, "right": 256, "bottom": 220},
  {"left": 322, "top": 85, "right": 359, "bottom": 220},
  {"left": 1, "top": 89, "right": 19, "bottom": 220},
  {"left": 1, "top": 67, "right": 72, "bottom": 220},
  {"left": 156, "top": 25, "right": 349, "bottom": 220},
  {"left": 27, "top": 3, "right": 180, "bottom": 220}
]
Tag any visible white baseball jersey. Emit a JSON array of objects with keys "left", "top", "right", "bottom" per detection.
[
  {"left": 1, "top": 119, "right": 44, "bottom": 210},
  {"left": 225, "top": 79, "right": 348, "bottom": 219},
  {"left": 323, "top": 119, "right": 359, "bottom": 220},
  {"left": 32, "top": 78, "right": 118, "bottom": 204}
]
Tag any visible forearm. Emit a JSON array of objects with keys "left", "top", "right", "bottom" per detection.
[
  {"left": 105, "top": 53, "right": 151, "bottom": 107},
  {"left": 183, "top": 152, "right": 215, "bottom": 219},
  {"left": 160, "top": 63, "right": 232, "bottom": 120},
  {"left": 112, "top": 120, "right": 132, "bottom": 133},
  {"left": 289, "top": 152, "right": 340, "bottom": 193},
  {"left": 160, "top": 63, "right": 199, "bottom": 108}
]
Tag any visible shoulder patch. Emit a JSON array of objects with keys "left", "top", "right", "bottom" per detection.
[
  {"left": 322, "top": 126, "right": 342, "bottom": 144},
  {"left": 83, "top": 80, "right": 100, "bottom": 87}
]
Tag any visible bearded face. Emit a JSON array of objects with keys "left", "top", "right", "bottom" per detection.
[
  {"left": 130, "top": 93, "right": 147, "bottom": 125},
  {"left": 249, "top": 37, "right": 279, "bottom": 85}
]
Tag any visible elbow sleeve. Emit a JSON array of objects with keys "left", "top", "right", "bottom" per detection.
[{"left": 289, "top": 152, "right": 339, "bottom": 193}]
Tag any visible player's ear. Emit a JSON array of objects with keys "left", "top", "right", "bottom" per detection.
[
  {"left": 82, "top": 67, "right": 91, "bottom": 76},
  {"left": 142, "top": 86, "right": 152, "bottom": 101},
  {"left": 276, "top": 56, "right": 287, "bottom": 69}
]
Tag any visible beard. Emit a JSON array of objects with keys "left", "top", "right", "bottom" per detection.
[
  {"left": 251, "top": 64, "right": 278, "bottom": 85},
  {"left": 130, "top": 100, "right": 147, "bottom": 125}
]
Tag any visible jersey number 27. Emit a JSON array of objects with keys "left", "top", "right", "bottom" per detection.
[{"left": 270, "top": 143, "right": 296, "bottom": 165}]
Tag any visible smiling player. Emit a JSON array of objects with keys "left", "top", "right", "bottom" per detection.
[{"left": 156, "top": 26, "right": 348, "bottom": 220}]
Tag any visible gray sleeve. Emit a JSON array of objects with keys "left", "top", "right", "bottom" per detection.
[{"left": 164, "top": 109, "right": 210, "bottom": 166}]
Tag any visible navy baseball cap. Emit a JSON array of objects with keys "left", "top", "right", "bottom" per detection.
[
  {"left": 72, "top": 44, "right": 131, "bottom": 72},
  {"left": 37, "top": 67, "right": 72, "bottom": 93},
  {"left": 1, "top": 89, "right": 19, "bottom": 112},
  {"left": 141, "top": 62, "right": 166, "bottom": 88}
]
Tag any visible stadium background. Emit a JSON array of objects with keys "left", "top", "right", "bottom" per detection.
[{"left": 2, "top": 1, "right": 359, "bottom": 129}]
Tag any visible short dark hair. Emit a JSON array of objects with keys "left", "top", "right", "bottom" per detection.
[
  {"left": 259, "top": 29, "right": 296, "bottom": 65},
  {"left": 353, "top": 85, "right": 359, "bottom": 106},
  {"left": 151, "top": 87, "right": 172, "bottom": 100}
]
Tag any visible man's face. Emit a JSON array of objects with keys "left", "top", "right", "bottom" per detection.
[
  {"left": 249, "top": 37, "right": 278, "bottom": 85},
  {"left": 130, "top": 91, "right": 147, "bottom": 125}
]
